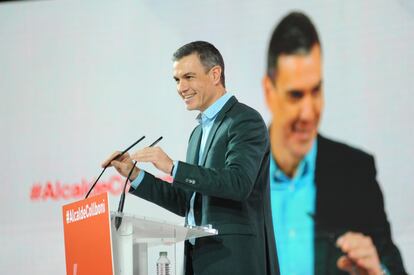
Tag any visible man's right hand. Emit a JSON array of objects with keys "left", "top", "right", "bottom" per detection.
[
  {"left": 336, "top": 232, "right": 383, "bottom": 275},
  {"left": 101, "top": 151, "right": 140, "bottom": 181}
]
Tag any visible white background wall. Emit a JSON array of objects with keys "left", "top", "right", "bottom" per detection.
[{"left": 0, "top": 0, "right": 413, "bottom": 274}]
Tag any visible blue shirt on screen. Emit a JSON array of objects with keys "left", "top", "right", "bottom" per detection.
[{"left": 271, "top": 140, "right": 317, "bottom": 275}]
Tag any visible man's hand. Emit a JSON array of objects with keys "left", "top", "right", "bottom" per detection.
[
  {"left": 130, "top": 147, "right": 174, "bottom": 175},
  {"left": 336, "top": 231, "right": 383, "bottom": 275},
  {"left": 101, "top": 151, "right": 140, "bottom": 181}
]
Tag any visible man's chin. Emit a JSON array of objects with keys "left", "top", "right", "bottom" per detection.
[
  {"left": 291, "top": 141, "right": 314, "bottom": 158},
  {"left": 185, "top": 104, "right": 195, "bottom": 111}
]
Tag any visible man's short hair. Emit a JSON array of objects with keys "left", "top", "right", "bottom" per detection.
[
  {"left": 267, "top": 12, "right": 321, "bottom": 81},
  {"left": 173, "top": 41, "right": 226, "bottom": 88}
]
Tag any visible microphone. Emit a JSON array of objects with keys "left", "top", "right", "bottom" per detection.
[
  {"left": 85, "top": 135, "right": 146, "bottom": 199},
  {"left": 114, "top": 136, "right": 163, "bottom": 230},
  {"left": 114, "top": 160, "right": 137, "bottom": 230}
]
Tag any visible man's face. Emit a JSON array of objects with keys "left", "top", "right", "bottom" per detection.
[
  {"left": 173, "top": 53, "right": 220, "bottom": 112},
  {"left": 264, "top": 44, "right": 324, "bottom": 160}
]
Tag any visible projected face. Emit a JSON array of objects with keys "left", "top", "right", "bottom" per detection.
[
  {"left": 173, "top": 53, "right": 221, "bottom": 112},
  {"left": 264, "top": 44, "right": 324, "bottom": 161}
]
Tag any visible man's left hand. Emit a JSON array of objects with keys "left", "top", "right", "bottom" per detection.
[
  {"left": 130, "top": 147, "right": 174, "bottom": 175},
  {"left": 336, "top": 231, "right": 383, "bottom": 275}
]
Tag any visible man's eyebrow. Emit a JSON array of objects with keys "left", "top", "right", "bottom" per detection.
[{"left": 312, "top": 80, "right": 323, "bottom": 90}]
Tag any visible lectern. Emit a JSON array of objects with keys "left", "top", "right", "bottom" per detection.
[{"left": 62, "top": 192, "right": 217, "bottom": 275}]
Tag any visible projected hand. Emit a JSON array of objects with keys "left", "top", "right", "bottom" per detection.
[
  {"left": 130, "top": 147, "right": 174, "bottom": 175},
  {"left": 336, "top": 232, "right": 383, "bottom": 275},
  {"left": 101, "top": 151, "right": 140, "bottom": 181}
]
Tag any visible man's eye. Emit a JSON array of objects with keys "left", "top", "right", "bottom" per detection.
[{"left": 288, "top": 91, "right": 304, "bottom": 99}]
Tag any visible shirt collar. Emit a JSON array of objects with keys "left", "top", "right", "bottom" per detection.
[
  {"left": 270, "top": 139, "right": 318, "bottom": 183},
  {"left": 196, "top": 92, "right": 232, "bottom": 124}
]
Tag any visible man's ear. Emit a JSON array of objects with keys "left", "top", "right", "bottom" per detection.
[
  {"left": 263, "top": 75, "right": 276, "bottom": 109},
  {"left": 209, "top": 65, "right": 222, "bottom": 86}
]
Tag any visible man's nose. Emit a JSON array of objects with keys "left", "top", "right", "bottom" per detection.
[
  {"left": 299, "top": 96, "right": 316, "bottom": 121},
  {"left": 177, "top": 80, "right": 189, "bottom": 94}
]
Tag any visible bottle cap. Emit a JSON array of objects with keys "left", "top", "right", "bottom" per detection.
[{"left": 159, "top": 251, "right": 168, "bottom": 256}]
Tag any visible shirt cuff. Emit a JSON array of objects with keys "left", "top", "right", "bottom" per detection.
[
  {"left": 380, "top": 264, "right": 390, "bottom": 275},
  {"left": 172, "top": 160, "right": 179, "bottom": 178},
  {"left": 130, "top": 170, "right": 145, "bottom": 189}
]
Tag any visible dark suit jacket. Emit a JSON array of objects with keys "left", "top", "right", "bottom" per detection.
[
  {"left": 314, "top": 135, "right": 406, "bottom": 274},
  {"left": 130, "top": 96, "right": 280, "bottom": 275}
]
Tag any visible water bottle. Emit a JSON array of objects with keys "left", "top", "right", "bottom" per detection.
[{"left": 156, "top": 251, "right": 171, "bottom": 275}]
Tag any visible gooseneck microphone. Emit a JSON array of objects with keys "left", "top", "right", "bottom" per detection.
[
  {"left": 114, "top": 160, "right": 137, "bottom": 231},
  {"left": 114, "top": 136, "right": 163, "bottom": 230},
  {"left": 85, "top": 135, "right": 146, "bottom": 199}
]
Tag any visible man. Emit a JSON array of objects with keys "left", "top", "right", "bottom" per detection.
[
  {"left": 103, "top": 41, "right": 279, "bottom": 275},
  {"left": 262, "top": 12, "right": 407, "bottom": 275}
]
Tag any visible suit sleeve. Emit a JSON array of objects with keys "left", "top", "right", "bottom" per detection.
[
  {"left": 366, "top": 156, "right": 407, "bottom": 274},
  {"left": 173, "top": 110, "right": 269, "bottom": 202},
  {"left": 129, "top": 172, "right": 190, "bottom": 217}
]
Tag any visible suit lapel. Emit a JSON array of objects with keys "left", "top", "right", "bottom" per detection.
[
  {"left": 314, "top": 134, "right": 332, "bottom": 226},
  {"left": 184, "top": 126, "right": 203, "bottom": 225},
  {"left": 187, "top": 125, "right": 203, "bottom": 165},
  {"left": 199, "top": 96, "right": 237, "bottom": 166},
  {"left": 314, "top": 135, "right": 341, "bottom": 275}
]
